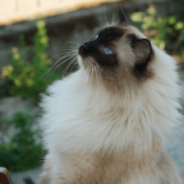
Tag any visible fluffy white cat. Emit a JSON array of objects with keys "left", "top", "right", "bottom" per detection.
[{"left": 39, "top": 7, "right": 182, "bottom": 184}]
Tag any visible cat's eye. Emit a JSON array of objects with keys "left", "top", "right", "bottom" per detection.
[
  {"left": 95, "top": 35, "right": 98, "bottom": 40},
  {"left": 104, "top": 47, "right": 112, "bottom": 55}
]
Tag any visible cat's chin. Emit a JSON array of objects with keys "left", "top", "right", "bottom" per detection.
[{"left": 77, "top": 55, "right": 83, "bottom": 68}]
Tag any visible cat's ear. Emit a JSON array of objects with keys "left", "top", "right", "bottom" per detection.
[
  {"left": 133, "top": 39, "right": 153, "bottom": 73},
  {"left": 118, "top": 6, "right": 128, "bottom": 24}
]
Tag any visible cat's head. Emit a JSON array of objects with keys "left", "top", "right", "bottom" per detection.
[
  {"left": 75, "top": 7, "right": 180, "bottom": 143},
  {"left": 77, "top": 7, "right": 156, "bottom": 92},
  {"left": 77, "top": 6, "right": 179, "bottom": 100}
]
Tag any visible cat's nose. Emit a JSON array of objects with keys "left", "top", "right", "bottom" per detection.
[
  {"left": 82, "top": 43, "right": 88, "bottom": 50},
  {"left": 79, "top": 41, "right": 92, "bottom": 54},
  {"left": 79, "top": 44, "right": 87, "bottom": 53},
  {"left": 83, "top": 41, "right": 91, "bottom": 49}
]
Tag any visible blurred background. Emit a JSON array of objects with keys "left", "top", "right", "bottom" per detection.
[{"left": 0, "top": 0, "right": 184, "bottom": 184}]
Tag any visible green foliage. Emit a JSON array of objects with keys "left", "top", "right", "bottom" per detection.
[
  {"left": 130, "top": 4, "right": 184, "bottom": 55},
  {"left": 0, "top": 112, "right": 45, "bottom": 171},
  {"left": 1, "top": 18, "right": 59, "bottom": 102}
]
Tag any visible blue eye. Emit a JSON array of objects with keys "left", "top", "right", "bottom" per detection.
[{"left": 104, "top": 47, "right": 112, "bottom": 55}]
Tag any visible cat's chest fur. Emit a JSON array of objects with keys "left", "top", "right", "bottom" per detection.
[
  {"left": 41, "top": 137, "right": 181, "bottom": 184},
  {"left": 63, "top": 143, "right": 160, "bottom": 184}
]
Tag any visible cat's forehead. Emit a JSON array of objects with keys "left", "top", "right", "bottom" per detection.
[
  {"left": 97, "top": 26, "right": 124, "bottom": 44},
  {"left": 96, "top": 25, "right": 145, "bottom": 40}
]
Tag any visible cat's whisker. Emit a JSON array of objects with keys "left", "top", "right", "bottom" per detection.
[
  {"left": 44, "top": 52, "right": 75, "bottom": 75},
  {"left": 51, "top": 54, "right": 76, "bottom": 72},
  {"left": 95, "top": 62, "right": 101, "bottom": 105},
  {"left": 88, "top": 64, "right": 93, "bottom": 97},
  {"left": 110, "top": 13, "right": 116, "bottom": 25},
  {"left": 69, "top": 60, "right": 78, "bottom": 73},
  {"left": 84, "top": 63, "right": 91, "bottom": 91},
  {"left": 59, "top": 56, "right": 77, "bottom": 78},
  {"left": 49, "top": 49, "right": 76, "bottom": 58},
  {"left": 95, "top": 66, "right": 99, "bottom": 106},
  {"left": 103, "top": 5, "right": 109, "bottom": 26},
  {"left": 50, "top": 51, "right": 77, "bottom": 68},
  {"left": 41, "top": 50, "right": 76, "bottom": 77},
  {"left": 95, "top": 13, "right": 103, "bottom": 27},
  {"left": 98, "top": 5, "right": 108, "bottom": 27},
  {"left": 95, "top": 62, "right": 101, "bottom": 80},
  {"left": 66, "top": 42, "right": 80, "bottom": 47},
  {"left": 88, "top": 66, "right": 92, "bottom": 83},
  {"left": 49, "top": 51, "right": 76, "bottom": 61},
  {"left": 91, "top": 17, "right": 99, "bottom": 27},
  {"left": 100, "top": 12, "right": 106, "bottom": 27},
  {"left": 53, "top": 53, "right": 76, "bottom": 70},
  {"left": 96, "top": 6, "right": 106, "bottom": 27},
  {"left": 43, "top": 53, "right": 76, "bottom": 80},
  {"left": 94, "top": 7, "right": 102, "bottom": 26}
]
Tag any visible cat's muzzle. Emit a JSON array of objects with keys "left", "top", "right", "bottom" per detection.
[
  {"left": 79, "top": 41, "right": 94, "bottom": 56},
  {"left": 79, "top": 44, "right": 87, "bottom": 53}
]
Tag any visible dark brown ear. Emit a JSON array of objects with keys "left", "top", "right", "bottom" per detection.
[
  {"left": 118, "top": 6, "right": 128, "bottom": 24},
  {"left": 133, "top": 39, "right": 153, "bottom": 75}
]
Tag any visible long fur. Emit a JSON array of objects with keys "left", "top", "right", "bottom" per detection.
[{"left": 39, "top": 13, "right": 182, "bottom": 184}]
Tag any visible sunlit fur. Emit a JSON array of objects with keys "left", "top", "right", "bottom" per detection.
[{"left": 39, "top": 13, "right": 182, "bottom": 184}]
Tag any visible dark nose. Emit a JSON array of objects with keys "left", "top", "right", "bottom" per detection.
[
  {"left": 79, "top": 44, "right": 87, "bottom": 53},
  {"left": 83, "top": 41, "right": 91, "bottom": 49},
  {"left": 79, "top": 41, "right": 94, "bottom": 55},
  {"left": 79, "top": 41, "right": 91, "bottom": 53}
]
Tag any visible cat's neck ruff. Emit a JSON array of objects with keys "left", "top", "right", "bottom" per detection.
[{"left": 41, "top": 45, "right": 181, "bottom": 155}]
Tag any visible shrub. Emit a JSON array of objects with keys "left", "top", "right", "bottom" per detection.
[
  {"left": 130, "top": 4, "right": 184, "bottom": 55},
  {"left": 1, "top": 18, "right": 59, "bottom": 102},
  {"left": 0, "top": 113, "right": 45, "bottom": 171}
]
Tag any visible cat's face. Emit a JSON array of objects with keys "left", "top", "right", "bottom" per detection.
[{"left": 77, "top": 7, "right": 154, "bottom": 92}]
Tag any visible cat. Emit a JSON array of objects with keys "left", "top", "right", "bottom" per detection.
[{"left": 39, "top": 6, "right": 182, "bottom": 184}]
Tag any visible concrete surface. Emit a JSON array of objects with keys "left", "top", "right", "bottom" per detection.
[
  {"left": 165, "top": 126, "right": 184, "bottom": 183},
  {"left": 10, "top": 167, "right": 42, "bottom": 184}
]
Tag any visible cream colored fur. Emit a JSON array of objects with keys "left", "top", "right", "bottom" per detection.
[{"left": 39, "top": 22, "right": 182, "bottom": 184}]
